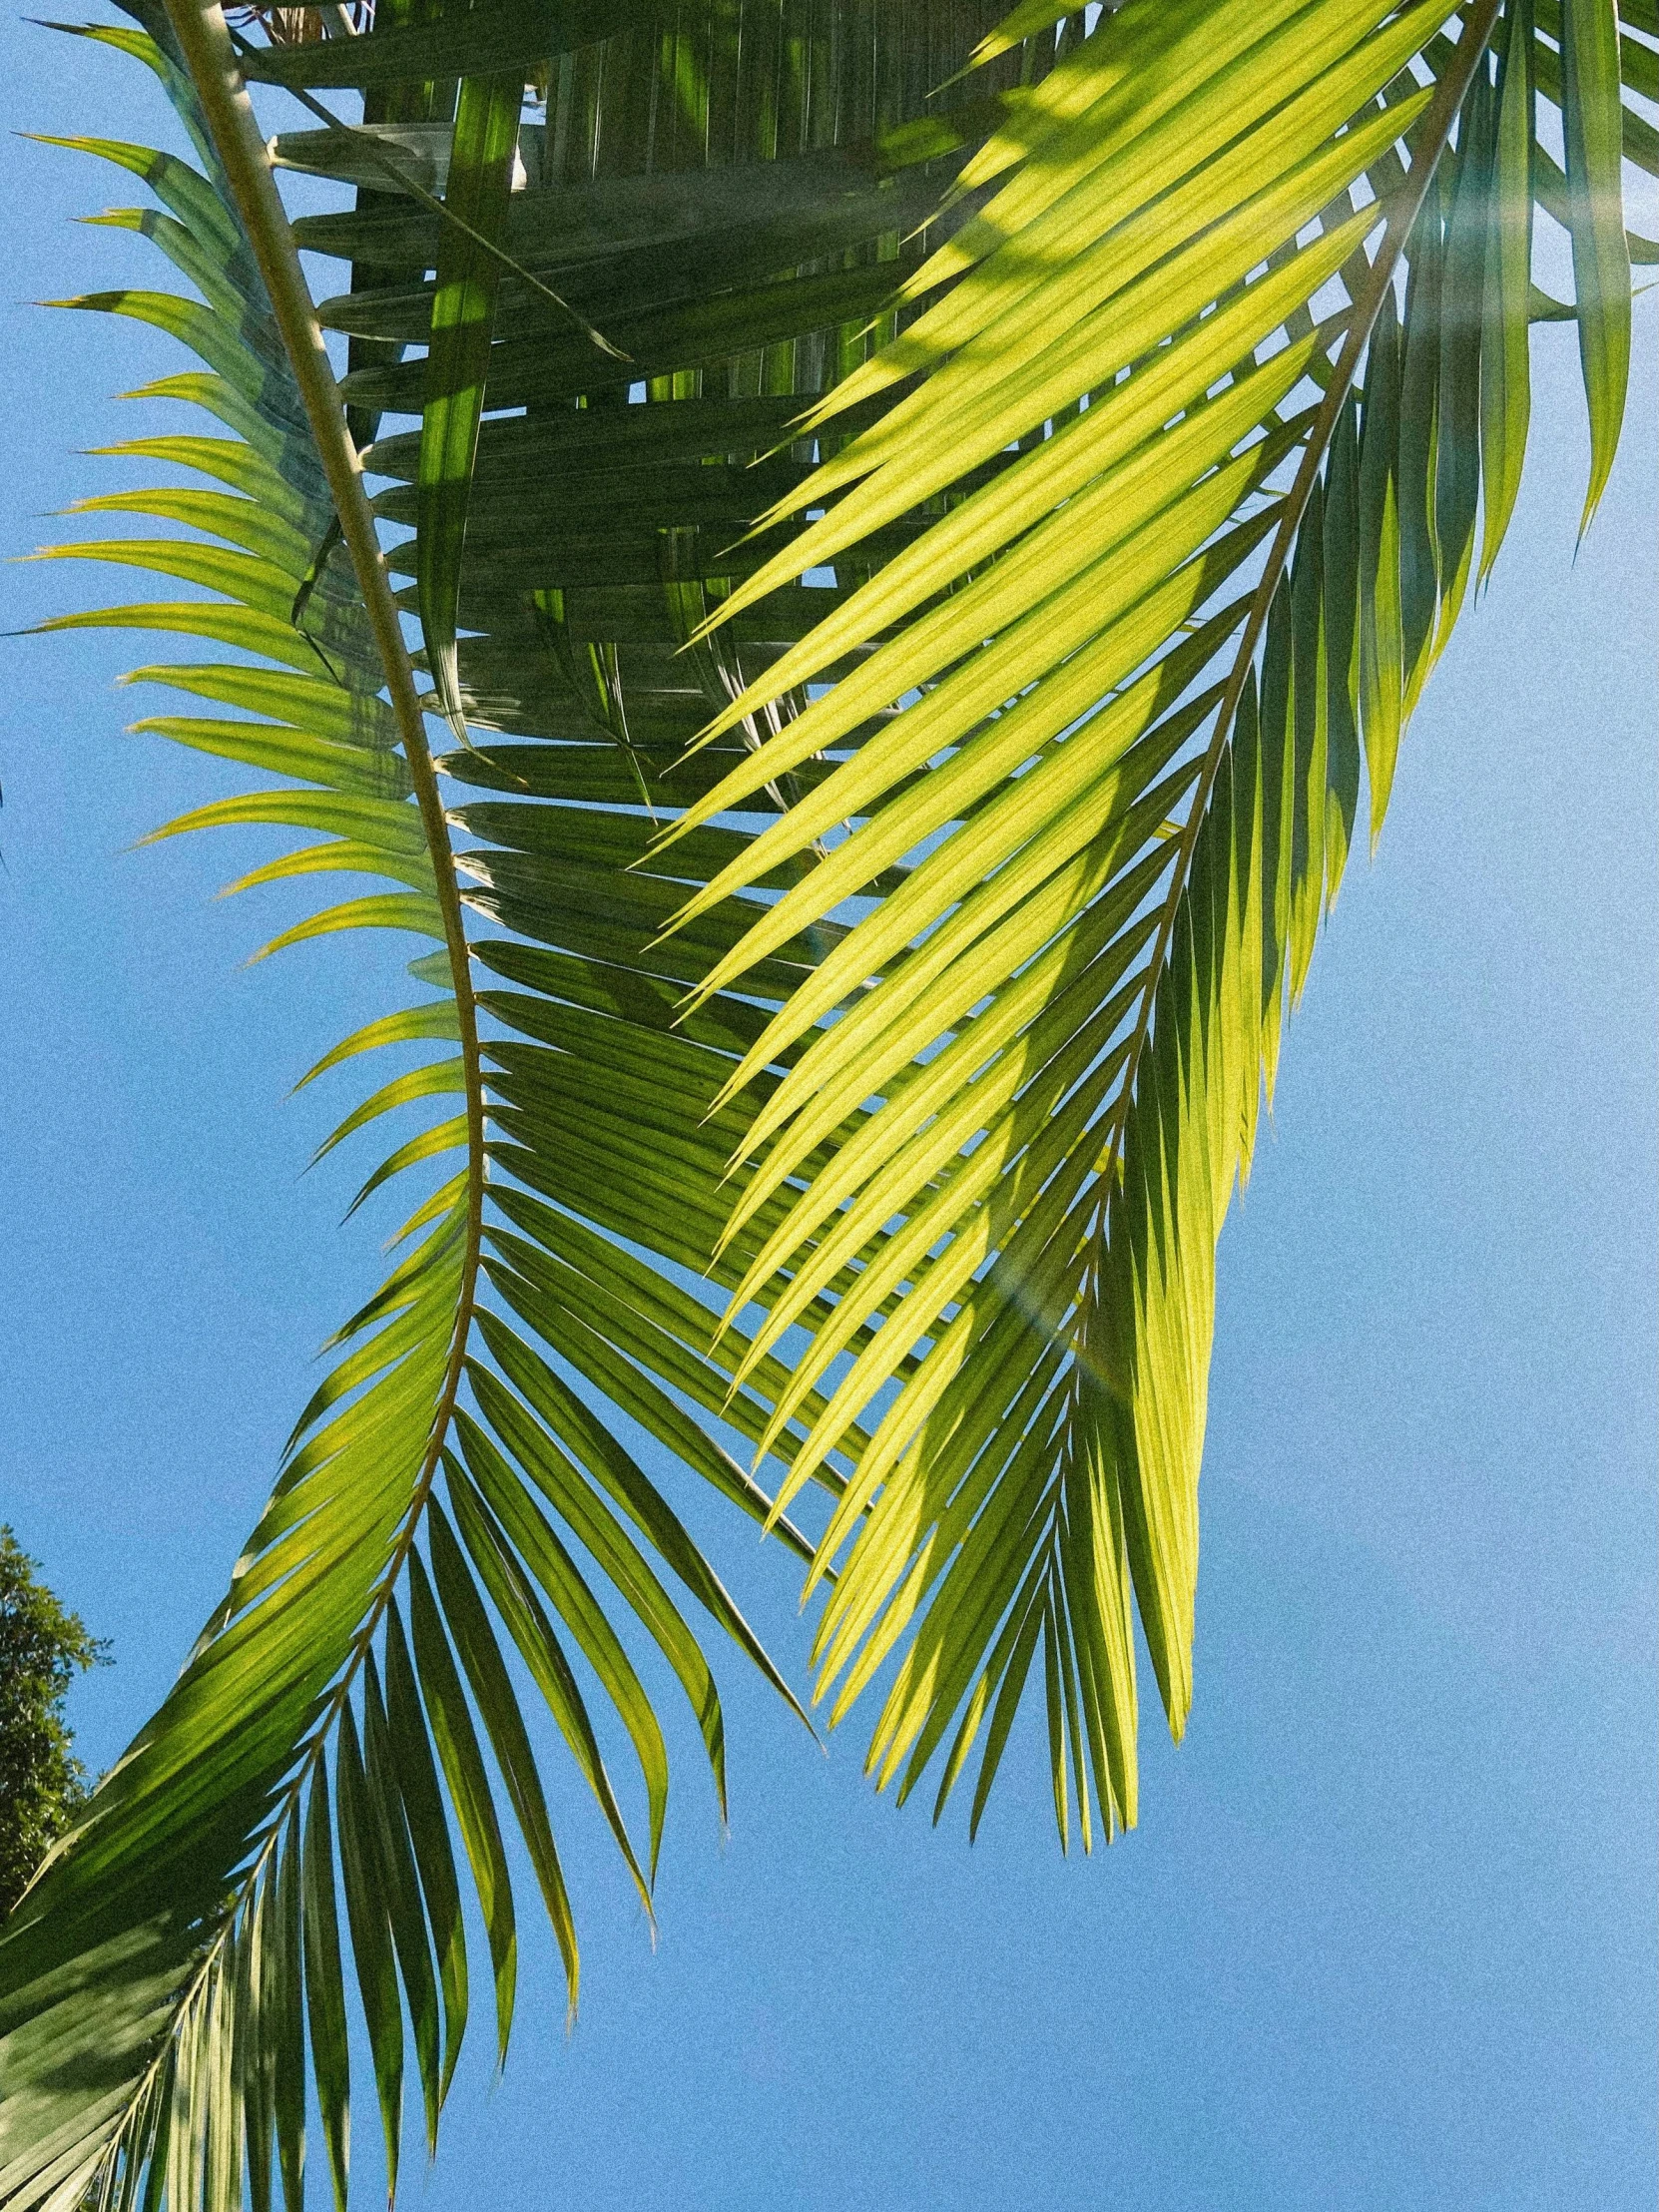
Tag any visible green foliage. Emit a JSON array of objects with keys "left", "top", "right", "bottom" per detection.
[
  {"left": 0, "top": 1530, "right": 105, "bottom": 1922},
  {"left": 0, "top": 0, "right": 1648, "bottom": 2207},
  {"left": 653, "top": 0, "right": 1649, "bottom": 1832}
]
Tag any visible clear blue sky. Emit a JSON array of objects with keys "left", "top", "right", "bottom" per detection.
[{"left": 1, "top": 18, "right": 1654, "bottom": 2210}]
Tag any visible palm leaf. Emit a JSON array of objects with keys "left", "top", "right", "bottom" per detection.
[
  {"left": 628, "top": 0, "right": 1649, "bottom": 1843},
  {"left": 2, "top": 0, "right": 1036, "bottom": 2203}
]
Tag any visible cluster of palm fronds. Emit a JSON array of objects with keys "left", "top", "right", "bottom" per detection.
[{"left": 0, "top": 1, "right": 1648, "bottom": 2207}]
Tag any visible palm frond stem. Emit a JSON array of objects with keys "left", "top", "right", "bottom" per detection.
[{"left": 158, "top": 0, "right": 486, "bottom": 1749}]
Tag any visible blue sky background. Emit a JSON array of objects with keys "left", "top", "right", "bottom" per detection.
[{"left": 0, "top": 16, "right": 1654, "bottom": 2210}]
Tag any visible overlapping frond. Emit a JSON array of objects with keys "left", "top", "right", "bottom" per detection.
[
  {"left": 1, "top": 2, "right": 1039, "bottom": 2204},
  {"left": 641, "top": 0, "right": 1650, "bottom": 1841}
]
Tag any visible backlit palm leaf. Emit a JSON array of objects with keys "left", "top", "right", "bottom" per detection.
[{"left": 644, "top": 0, "right": 1650, "bottom": 1842}]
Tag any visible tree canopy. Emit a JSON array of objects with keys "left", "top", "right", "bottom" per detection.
[{"left": 0, "top": 1530, "right": 104, "bottom": 1922}]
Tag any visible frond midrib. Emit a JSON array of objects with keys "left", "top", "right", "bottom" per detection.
[
  {"left": 103, "top": 4, "right": 494, "bottom": 2174},
  {"left": 160, "top": 0, "right": 486, "bottom": 1470}
]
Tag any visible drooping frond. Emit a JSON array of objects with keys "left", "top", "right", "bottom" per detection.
[
  {"left": 637, "top": 0, "right": 1651, "bottom": 1843},
  {"left": 0, "top": 2, "right": 1037, "bottom": 2203}
]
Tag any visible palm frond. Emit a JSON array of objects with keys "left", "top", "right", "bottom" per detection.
[
  {"left": 1, "top": 0, "right": 1028, "bottom": 2202},
  {"left": 634, "top": 0, "right": 1648, "bottom": 1843}
]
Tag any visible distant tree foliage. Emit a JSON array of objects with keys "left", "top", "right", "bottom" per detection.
[{"left": 0, "top": 1528, "right": 105, "bottom": 1920}]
